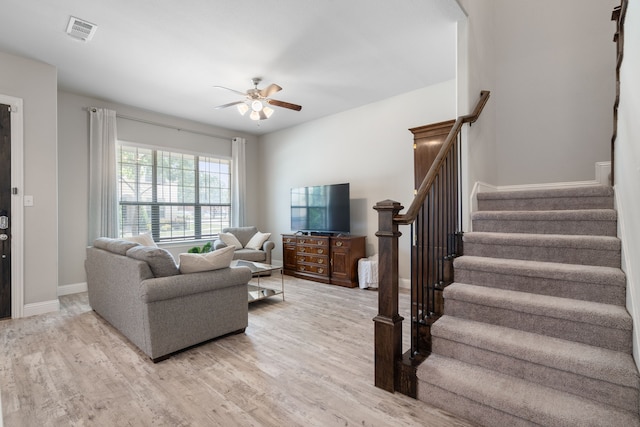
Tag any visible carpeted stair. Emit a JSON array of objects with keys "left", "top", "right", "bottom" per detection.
[{"left": 416, "top": 185, "right": 640, "bottom": 426}]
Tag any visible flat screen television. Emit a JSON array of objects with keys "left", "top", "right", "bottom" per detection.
[{"left": 291, "top": 183, "right": 350, "bottom": 235}]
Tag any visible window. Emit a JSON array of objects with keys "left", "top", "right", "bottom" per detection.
[{"left": 117, "top": 144, "right": 231, "bottom": 242}]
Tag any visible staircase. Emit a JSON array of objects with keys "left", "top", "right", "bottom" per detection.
[{"left": 416, "top": 185, "right": 640, "bottom": 426}]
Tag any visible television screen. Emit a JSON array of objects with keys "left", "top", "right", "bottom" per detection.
[{"left": 291, "top": 183, "right": 350, "bottom": 234}]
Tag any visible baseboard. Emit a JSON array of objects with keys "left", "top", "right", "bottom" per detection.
[
  {"left": 471, "top": 162, "right": 612, "bottom": 211},
  {"left": 399, "top": 277, "right": 410, "bottom": 290},
  {"left": 58, "top": 282, "right": 88, "bottom": 296},
  {"left": 23, "top": 299, "right": 59, "bottom": 318},
  {"left": 595, "top": 161, "right": 612, "bottom": 186},
  {"left": 615, "top": 187, "right": 640, "bottom": 372}
]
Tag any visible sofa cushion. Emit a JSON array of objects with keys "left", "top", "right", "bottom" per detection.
[
  {"left": 124, "top": 232, "right": 157, "bottom": 247},
  {"left": 219, "top": 232, "right": 243, "bottom": 249},
  {"left": 93, "top": 237, "right": 140, "bottom": 255},
  {"left": 126, "top": 246, "right": 180, "bottom": 277},
  {"left": 179, "top": 245, "right": 235, "bottom": 274},
  {"left": 233, "top": 248, "right": 267, "bottom": 262},
  {"left": 245, "top": 232, "right": 271, "bottom": 250},
  {"left": 222, "top": 226, "right": 258, "bottom": 247}
]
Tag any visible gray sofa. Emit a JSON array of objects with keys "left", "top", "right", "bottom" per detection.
[
  {"left": 214, "top": 226, "right": 275, "bottom": 264},
  {"left": 85, "top": 237, "right": 252, "bottom": 362}
]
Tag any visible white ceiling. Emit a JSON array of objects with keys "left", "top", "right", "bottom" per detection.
[{"left": 0, "top": 0, "right": 463, "bottom": 135}]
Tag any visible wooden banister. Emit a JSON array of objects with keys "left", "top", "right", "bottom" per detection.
[
  {"left": 396, "top": 90, "right": 490, "bottom": 225},
  {"left": 610, "top": 0, "right": 628, "bottom": 186},
  {"left": 374, "top": 90, "right": 490, "bottom": 395}
]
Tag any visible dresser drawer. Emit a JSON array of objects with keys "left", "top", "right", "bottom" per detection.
[
  {"left": 297, "top": 263, "right": 329, "bottom": 276},
  {"left": 297, "top": 254, "right": 328, "bottom": 265},
  {"left": 332, "top": 238, "right": 352, "bottom": 249},
  {"left": 296, "top": 245, "right": 328, "bottom": 255},
  {"left": 297, "top": 237, "right": 329, "bottom": 247}
]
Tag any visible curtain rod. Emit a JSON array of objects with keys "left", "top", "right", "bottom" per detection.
[{"left": 87, "top": 107, "right": 231, "bottom": 140}]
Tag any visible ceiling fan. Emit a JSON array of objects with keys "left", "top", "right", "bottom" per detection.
[{"left": 214, "top": 78, "right": 302, "bottom": 121}]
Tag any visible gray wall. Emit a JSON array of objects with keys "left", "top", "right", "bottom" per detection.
[
  {"left": 57, "top": 91, "right": 259, "bottom": 288},
  {"left": 459, "top": 0, "right": 618, "bottom": 187},
  {"left": 0, "top": 51, "right": 58, "bottom": 306},
  {"left": 615, "top": 0, "right": 640, "bottom": 370},
  {"left": 257, "top": 81, "right": 457, "bottom": 283}
]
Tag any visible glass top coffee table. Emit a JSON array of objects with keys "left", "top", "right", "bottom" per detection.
[{"left": 231, "top": 260, "right": 285, "bottom": 303}]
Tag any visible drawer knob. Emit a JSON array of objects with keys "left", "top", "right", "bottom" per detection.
[
  {"left": 286, "top": 238, "right": 291, "bottom": 243},
  {"left": 318, "top": 259, "right": 324, "bottom": 264},
  {"left": 300, "top": 266, "right": 306, "bottom": 271},
  {"left": 318, "top": 268, "right": 324, "bottom": 274},
  {"left": 336, "top": 241, "right": 343, "bottom": 247},
  {"left": 299, "top": 247, "right": 305, "bottom": 252},
  {"left": 318, "top": 249, "right": 324, "bottom": 254}
]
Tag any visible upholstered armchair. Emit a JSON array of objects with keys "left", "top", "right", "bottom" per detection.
[{"left": 214, "top": 226, "right": 275, "bottom": 264}]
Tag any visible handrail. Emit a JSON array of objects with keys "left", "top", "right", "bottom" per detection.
[
  {"left": 373, "top": 89, "right": 490, "bottom": 395},
  {"left": 396, "top": 90, "right": 490, "bottom": 225},
  {"left": 610, "top": 0, "right": 628, "bottom": 186}
]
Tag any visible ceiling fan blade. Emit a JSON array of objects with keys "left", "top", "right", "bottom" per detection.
[
  {"left": 259, "top": 83, "right": 282, "bottom": 98},
  {"left": 214, "top": 101, "right": 245, "bottom": 109},
  {"left": 212, "top": 85, "right": 247, "bottom": 97},
  {"left": 267, "top": 99, "right": 302, "bottom": 111}
]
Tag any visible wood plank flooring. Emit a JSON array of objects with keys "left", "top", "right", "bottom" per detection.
[{"left": 0, "top": 274, "right": 475, "bottom": 426}]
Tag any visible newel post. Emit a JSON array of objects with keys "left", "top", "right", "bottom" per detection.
[{"left": 373, "top": 199, "right": 404, "bottom": 392}]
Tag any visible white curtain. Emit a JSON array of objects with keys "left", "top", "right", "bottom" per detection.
[
  {"left": 231, "top": 137, "right": 246, "bottom": 227},
  {"left": 88, "top": 108, "right": 119, "bottom": 243}
]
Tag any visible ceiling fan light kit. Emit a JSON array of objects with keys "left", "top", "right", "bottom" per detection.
[{"left": 214, "top": 77, "right": 302, "bottom": 121}]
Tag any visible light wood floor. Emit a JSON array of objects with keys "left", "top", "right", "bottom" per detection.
[{"left": 0, "top": 274, "right": 475, "bottom": 426}]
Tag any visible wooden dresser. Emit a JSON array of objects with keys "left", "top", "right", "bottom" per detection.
[{"left": 282, "top": 234, "right": 366, "bottom": 288}]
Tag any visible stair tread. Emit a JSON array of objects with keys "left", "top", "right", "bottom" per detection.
[
  {"left": 444, "top": 283, "right": 632, "bottom": 330},
  {"left": 432, "top": 315, "right": 638, "bottom": 388},
  {"left": 454, "top": 255, "right": 626, "bottom": 287},
  {"left": 464, "top": 231, "right": 620, "bottom": 249},
  {"left": 477, "top": 186, "right": 614, "bottom": 201},
  {"left": 472, "top": 209, "right": 617, "bottom": 221},
  {"left": 417, "top": 355, "right": 640, "bottom": 427}
]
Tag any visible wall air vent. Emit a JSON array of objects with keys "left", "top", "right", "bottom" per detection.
[{"left": 66, "top": 16, "right": 97, "bottom": 42}]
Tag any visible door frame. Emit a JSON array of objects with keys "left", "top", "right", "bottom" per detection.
[{"left": 0, "top": 94, "right": 24, "bottom": 318}]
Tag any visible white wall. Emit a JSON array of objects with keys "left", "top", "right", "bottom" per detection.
[
  {"left": 257, "top": 80, "right": 457, "bottom": 281},
  {"left": 615, "top": 0, "right": 640, "bottom": 370},
  {"left": 57, "top": 91, "right": 259, "bottom": 288},
  {"left": 494, "top": 0, "right": 618, "bottom": 185},
  {"left": 459, "top": 0, "right": 617, "bottom": 188},
  {"left": 0, "top": 51, "right": 58, "bottom": 308},
  {"left": 457, "top": 0, "right": 499, "bottom": 229}
]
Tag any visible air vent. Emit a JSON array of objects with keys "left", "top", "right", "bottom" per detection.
[{"left": 66, "top": 16, "right": 97, "bottom": 41}]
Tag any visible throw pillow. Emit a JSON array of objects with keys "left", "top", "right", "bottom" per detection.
[
  {"left": 219, "top": 232, "right": 243, "bottom": 249},
  {"left": 93, "top": 238, "right": 140, "bottom": 255},
  {"left": 179, "top": 245, "right": 235, "bottom": 274},
  {"left": 244, "top": 232, "right": 271, "bottom": 250},
  {"left": 126, "top": 246, "right": 180, "bottom": 277},
  {"left": 124, "top": 232, "right": 157, "bottom": 247}
]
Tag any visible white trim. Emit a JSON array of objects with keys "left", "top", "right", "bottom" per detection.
[
  {"left": 492, "top": 179, "right": 603, "bottom": 192},
  {"left": 0, "top": 94, "right": 24, "bottom": 319},
  {"left": 615, "top": 186, "right": 640, "bottom": 372},
  {"left": 470, "top": 162, "right": 611, "bottom": 223},
  {"left": 470, "top": 181, "right": 498, "bottom": 213},
  {"left": 399, "top": 277, "right": 411, "bottom": 290},
  {"left": 595, "top": 161, "right": 612, "bottom": 186},
  {"left": 58, "top": 282, "right": 88, "bottom": 296},
  {"left": 22, "top": 299, "right": 59, "bottom": 318}
]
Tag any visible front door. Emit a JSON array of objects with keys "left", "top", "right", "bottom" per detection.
[{"left": 0, "top": 103, "right": 11, "bottom": 319}]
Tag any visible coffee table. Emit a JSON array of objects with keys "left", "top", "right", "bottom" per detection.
[{"left": 231, "top": 260, "right": 285, "bottom": 303}]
